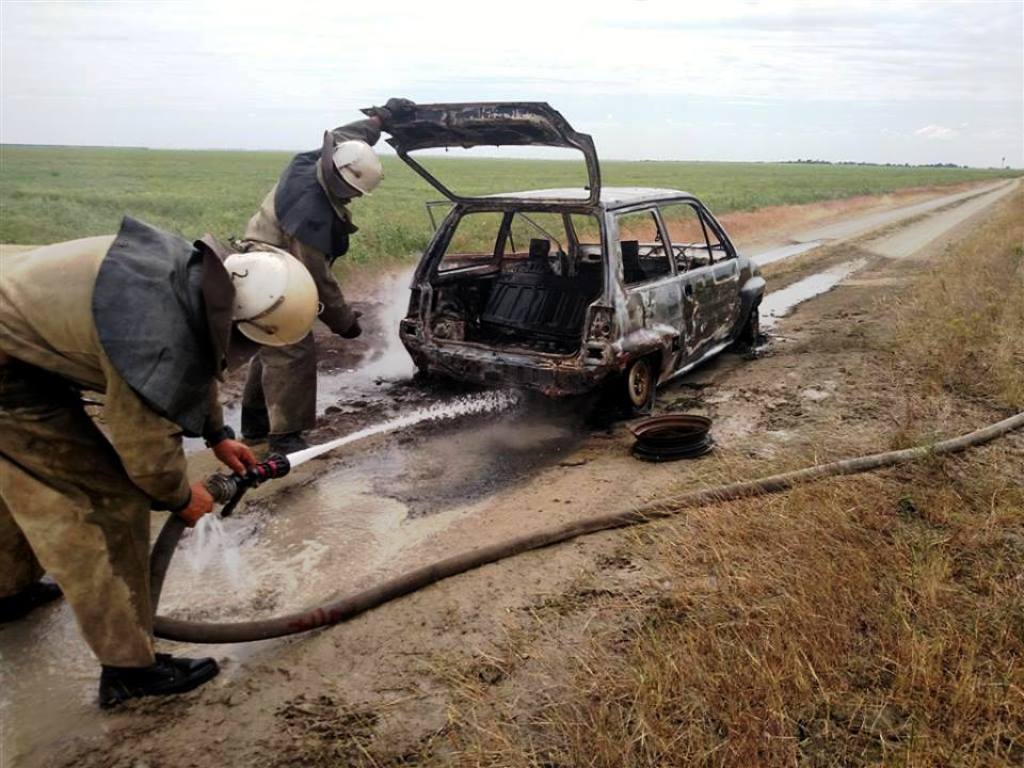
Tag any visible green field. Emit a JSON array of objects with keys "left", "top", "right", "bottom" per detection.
[{"left": 1, "top": 145, "right": 1018, "bottom": 263}]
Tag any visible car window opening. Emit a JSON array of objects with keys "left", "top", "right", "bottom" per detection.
[
  {"left": 659, "top": 202, "right": 731, "bottom": 270},
  {"left": 616, "top": 209, "right": 672, "bottom": 286},
  {"left": 429, "top": 210, "right": 605, "bottom": 355}
]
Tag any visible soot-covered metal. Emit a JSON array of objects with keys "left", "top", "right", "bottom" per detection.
[{"left": 385, "top": 102, "right": 765, "bottom": 413}]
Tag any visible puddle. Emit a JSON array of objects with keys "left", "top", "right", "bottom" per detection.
[
  {"left": 313, "top": 268, "right": 417, "bottom": 411},
  {"left": 751, "top": 239, "right": 825, "bottom": 267},
  {"left": 161, "top": 476, "right": 411, "bottom": 627},
  {"left": 761, "top": 259, "right": 867, "bottom": 328},
  {"left": 352, "top": 269, "right": 418, "bottom": 383},
  {"left": 0, "top": 598, "right": 102, "bottom": 763}
]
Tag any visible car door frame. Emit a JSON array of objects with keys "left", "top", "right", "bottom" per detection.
[
  {"left": 694, "top": 201, "right": 743, "bottom": 343},
  {"left": 657, "top": 197, "right": 721, "bottom": 362},
  {"left": 609, "top": 203, "right": 686, "bottom": 377}
]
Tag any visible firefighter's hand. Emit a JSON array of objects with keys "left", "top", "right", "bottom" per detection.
[
  {"left": 366, "top": 98, "right": 416, "bottom": 129},
  {"left": 340, "top": 311, "right": 363, "bottom": 339},
  {"left": 178, "top": 482, "right": 215, "bottom": 527},
  {"left": 212, "top": 438, "right": 257, "bottom": 475},
  {"left": 384, "top": 97, "right": 416, "bottom": 118}
]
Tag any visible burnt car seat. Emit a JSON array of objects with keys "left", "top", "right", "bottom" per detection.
[
  {"left": 621, "top": 240, "right": 646, "bottom": 284},
  {"left": 513, "top": 238, "right": 553, "bottom": 274},
  {"left": 482, "top": 237, "right": 592, "bottom": 341}
]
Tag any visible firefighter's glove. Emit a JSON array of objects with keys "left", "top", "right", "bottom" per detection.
[
  {"left": 369, "top": 98, "right": 416, "bottom": 129},
  {"left": 340, "top": 310, "right": 363, "bottom": 339},
  {"left": 384, "top": 97, "right": 416, "bottom": 118}
]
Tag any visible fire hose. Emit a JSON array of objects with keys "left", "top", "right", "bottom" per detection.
[{"left": 151, "top": 410, "right": 1024, "bottom": 644}]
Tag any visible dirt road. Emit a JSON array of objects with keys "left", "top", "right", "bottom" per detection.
[{"left": 1, "top": 179, "right": 1019, "bottom": 767}]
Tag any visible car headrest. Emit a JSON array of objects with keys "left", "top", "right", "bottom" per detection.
[
  {"left": 621, "top": 240, "right": 640, "bottom": 264},
  {"left": 529, "top": 239, "right": 550, "bottom": 260}
]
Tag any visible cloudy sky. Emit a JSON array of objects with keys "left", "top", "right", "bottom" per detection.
[{"left": 2, "top": 0, "right": 1021, "bottom": 166}]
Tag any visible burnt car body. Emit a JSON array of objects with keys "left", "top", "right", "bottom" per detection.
[{"left": 383, "top": 102, "right": 765, "bottom": 411}]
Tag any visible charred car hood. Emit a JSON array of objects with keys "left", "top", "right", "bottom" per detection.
[{"left": 371, "top": 102, "right": 601, "bottom": 207}]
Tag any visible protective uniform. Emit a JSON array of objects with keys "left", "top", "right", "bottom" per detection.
[
  {"left": 0, "top": 221, "right": 233, "bottom": 666},
  {"left": 241, "top": 118, "right": 380, "bottom": 441}
]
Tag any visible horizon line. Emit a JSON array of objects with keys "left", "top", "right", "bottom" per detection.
[{"left": 0, "top": 143, "right": 1018, "bottom": 171}]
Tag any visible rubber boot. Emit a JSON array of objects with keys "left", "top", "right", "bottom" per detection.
[
  {"left": 0, "top": 581, "right": 63, "bottom": 623},
  {"left": 268, "top": 432, "right": 309, "bottom": 455},
  {"left": 241, "top": 406, "right": 270, "bottom": 441},
  {"left": 99, "top": 653, "right": 220, "bottom": 709}
]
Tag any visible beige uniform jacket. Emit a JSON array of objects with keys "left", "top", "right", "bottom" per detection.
[
  {"left": 0, "top": 236, "right": 223, "bottom": 510},
  {"left": 242, "top": 119, "right": 381, "bottom": 335},
  {"left": 244, "top": 189, "right": 358, "bottom": 335}
]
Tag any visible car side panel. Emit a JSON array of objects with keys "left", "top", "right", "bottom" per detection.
[{"left": 706, "top": 257, "right": 743, "bottom": 342}]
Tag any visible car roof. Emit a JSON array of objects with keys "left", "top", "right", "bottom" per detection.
[{"left": 483, "top": 186, "right": 692, "bottom": 209}]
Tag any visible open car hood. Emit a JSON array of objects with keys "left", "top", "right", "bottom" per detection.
[{"left": 368, "top": 102, "right": 601, "bottom": 207}]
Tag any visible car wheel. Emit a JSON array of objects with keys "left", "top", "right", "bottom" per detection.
[
  {"left": 737, "top": 303, "right": 760, "bottom": 347},
  {"left": 620, "top": 355, "right": 656, "bottom": 415}
]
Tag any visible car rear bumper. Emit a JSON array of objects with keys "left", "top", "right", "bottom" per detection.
[{"left": 401, "top": 330, "right": 612, "bottom": 396}]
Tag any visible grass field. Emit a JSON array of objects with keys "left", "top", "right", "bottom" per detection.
[{"left": 0, "top": 144, "right": 1018, "bottom": 263}]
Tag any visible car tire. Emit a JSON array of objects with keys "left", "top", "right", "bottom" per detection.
[
  {"left": 618, "top": 355, "right": 657, "bottom": 416},
  {"left": 737, "top": 302, "right": 760, "bottom": 347}
]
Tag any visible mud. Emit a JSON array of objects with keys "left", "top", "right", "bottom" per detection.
[{"left": 2, "top": 179, "right": 1019, "bottom": 767}]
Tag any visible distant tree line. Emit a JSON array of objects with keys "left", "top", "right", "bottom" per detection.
[{"left": 782, "top": 159, "right": 971, "bottom": 168}]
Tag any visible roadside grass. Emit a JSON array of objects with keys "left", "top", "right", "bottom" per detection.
[
  {"left": 406, "top": 187, "right": 1024, "bottom": 766},
  {"left": 892, "top": 188, "right": 1024, "bottom": 412},
  {"left": 2, "top": 144, "right": 1018, "bottom": 265},
  {"left": 437, "top": 466, "right": 1024, "bottom": 767}
]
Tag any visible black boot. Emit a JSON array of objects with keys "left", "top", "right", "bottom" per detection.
[
  {"left": 0, "top": 581, "right": 63, "bottom": 623},
  {"left": 99, "top": 653, "right": 220, "bottom": 709},
  {"left": 268, "top": 432, "right": 309, "bottom": 455},
  {"left": 241, "top": 406, "right": 270, "bottom": 440}
]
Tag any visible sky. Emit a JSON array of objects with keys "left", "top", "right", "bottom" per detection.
[{"left": 1, "top": 0, "right": 1021, "bottom": 167}]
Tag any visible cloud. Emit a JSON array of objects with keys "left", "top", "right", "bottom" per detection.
[
  {"left": 1, "top": 0, "right": 1020, "bottom": 165},
  {"left": 915, "top": 125, "right": 960, "bottom": 140}
]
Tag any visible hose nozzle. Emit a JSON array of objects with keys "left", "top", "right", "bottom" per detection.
[{"left": 203, "top": 454, "right": 291, "bottom": 516}]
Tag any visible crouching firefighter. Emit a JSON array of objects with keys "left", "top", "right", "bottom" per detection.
[
  {"left": 240, "top": 98, "right": 415, "bottom": 454},
  {"left": 0, "top": 216, "right": 318, "bottom": 708}
]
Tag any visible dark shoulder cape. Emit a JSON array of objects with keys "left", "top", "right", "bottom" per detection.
[
  {"left": 274, "top": 150, "right": 356, "bottom": 259},
  {"left": 93, "top": 217, "right": 233, "bottom": 436}
]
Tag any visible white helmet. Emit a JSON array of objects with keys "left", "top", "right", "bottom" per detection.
[
  {"left": 224, "top": 250, "right": 318, "bottom": 346},
  {"left": 332, "top": 140, "right": 383, "bottom": 195}
]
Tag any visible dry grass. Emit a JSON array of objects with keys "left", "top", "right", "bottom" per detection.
[
  {"left": 892, "top": 188, "right": 1024, "bottom": 411},
  {"left": 392, "top": 188, "right": 1024, "bottom": 768}
]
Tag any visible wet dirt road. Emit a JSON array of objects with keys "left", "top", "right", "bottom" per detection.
[{"left": 1, "top": 179, "right": 1019, "bottom": 766}]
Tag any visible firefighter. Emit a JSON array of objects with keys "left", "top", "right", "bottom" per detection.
[
  {"left": 240, "top": 98, "right": 415, "bottom": 454},
  {"left": 0, "top": 217, "right": 318, "bottom": 707}
]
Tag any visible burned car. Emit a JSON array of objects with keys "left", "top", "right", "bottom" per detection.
[{"left": 384, "top": 103, "right": 764, "bottom": 413}]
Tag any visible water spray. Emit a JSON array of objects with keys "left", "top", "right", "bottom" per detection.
[
  {"left": 200, "top": 390, "right": 519, "bottom": 516},
  {"left": 154, "top": 390, "right": 519, "bottom": 610}
]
